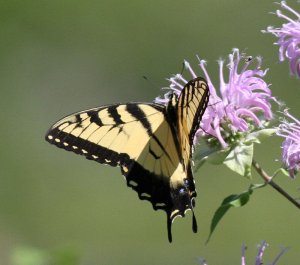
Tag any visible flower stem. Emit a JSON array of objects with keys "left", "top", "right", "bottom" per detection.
[{"left": 252, "top": 159, "right": 300, "bottom": 209}]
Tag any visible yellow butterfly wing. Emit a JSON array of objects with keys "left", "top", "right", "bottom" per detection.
[{"left": 46, "top": 77, "right": 210, "bottom": 242}]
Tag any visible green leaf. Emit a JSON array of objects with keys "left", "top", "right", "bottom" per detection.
[
  {"left": 223, "top": 144, "right": 254, "bottom": 178},
  {"left": 194, "top": 140, "right": 230, "bottom": 172},
  {"left": 245, "top": 128, "right": 276, "bottom": 144},
  {"left": 194, "top": 140, "right": 221, "bottom": 162},
  {"left": 194, "top": 148, "right": 231, "bottom": 172},
  {"left": 206, "top": 183, "right": 265, "bottom": 243},
  {"left": 206, "top": 192, "right": 249, "bottom": 244},
  {"left": 205, "top": 148, "right": 231, "bottom": 165}
]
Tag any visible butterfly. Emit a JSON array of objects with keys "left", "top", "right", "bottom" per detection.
[{"left": 45, "top": 76, "right": 210, "bottom": 242}]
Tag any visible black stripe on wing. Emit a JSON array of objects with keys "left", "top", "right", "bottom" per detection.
[
  {"left": 107, "top": 105, "right": 124, "bottom": 125},
  {"left": 126, "top": 104, "right": 153, "bottom": 135}
]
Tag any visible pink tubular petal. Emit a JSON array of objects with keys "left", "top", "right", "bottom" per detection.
[
  {"left": 241, "top": 244, "right": 246, "bottom": 265},
  {"left": 184, "top": 60, "right": 198, "bottom": 79},
  {"left": 255, "top": 241, "right": 268, "bottom": 265},
  {"left": 235, "top": 108, "right": 262, "bottom": 126},
  {"left": 265, "top": 1, "right": 300, "bottom": 77},
  {"left": 277, "top": 110, "right": 300, "bottom": 178}
]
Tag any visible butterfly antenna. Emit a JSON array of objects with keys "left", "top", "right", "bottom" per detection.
[
  {"left": 180, "top": 61, "right": 185, "bottom": 75},
  {"left": 142, "top": 75, "right": 161, "bottom": 93}
]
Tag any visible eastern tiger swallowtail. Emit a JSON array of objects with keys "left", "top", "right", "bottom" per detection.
[{"left": 45, "top": 76, "right": 210, "bottom": 242}]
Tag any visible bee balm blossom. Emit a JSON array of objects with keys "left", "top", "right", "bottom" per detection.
[
  {"left": 198, "top": 241, "right": 287, "bottom": 265},
  {"left": 263, "top": 1, "right": 300, "bottom": 77},
  {"left": 156, "top": 49, "right": 273, "bottom": 148},
  {"left": 277, "top": 109, "right": 300, "bottom": 178}
]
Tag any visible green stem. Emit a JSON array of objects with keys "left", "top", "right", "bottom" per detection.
[{"left": 252, "top": 159, "right": 300, "bottom": 209}]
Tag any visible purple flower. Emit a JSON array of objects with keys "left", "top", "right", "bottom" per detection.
[
  {"left": 277, "top": 109, "right": 300, "bottom": 178},
  {"left": 156, "top": 49, "right": 273, "bottom": 148},
  {"left": 263, "top": 1, "right": 300, "bottom": 77},
  {"left": 198, "top": 241, "right": 288, "bottom": 265},
  {"left": 244, "top": 241, "right": 288, "bottom": 265}
]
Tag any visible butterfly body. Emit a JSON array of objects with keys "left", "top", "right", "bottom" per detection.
[{"left": 46, "top": 77, "right": 209, "bottom": 242}]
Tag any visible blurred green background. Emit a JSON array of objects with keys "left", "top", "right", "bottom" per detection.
[{"left": 1, "top": 0, "right": 300, "bottom": 264}]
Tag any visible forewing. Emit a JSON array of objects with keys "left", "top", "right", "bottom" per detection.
[
  {"left": 46, "top": 103, "right": 164, "bottom": 166},
  {"left": 176, "top": 77, "right": 210, "bottom": 166}
]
